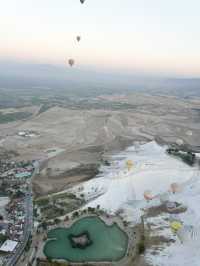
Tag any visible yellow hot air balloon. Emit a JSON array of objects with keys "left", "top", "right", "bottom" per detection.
[
  {"left": 170, "top": 221, "right": 182, "bottom": 233},
  {"left": 126, "top": 160, "right": 133, "bottom": 171}
]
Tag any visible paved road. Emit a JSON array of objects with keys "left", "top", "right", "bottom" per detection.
[{"left": 6, "top": 166, "right": 36, "bottom": 266}]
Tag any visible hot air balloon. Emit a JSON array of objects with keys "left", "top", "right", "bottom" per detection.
[
  {"left": 170, "top": 183, "right": 182, "bottom": 194},
  {"left": 68, "top": 59, "right": 75, "bottom": 67},
  {"left": 126, "top": 160, "right": 133, "bottom": 171},
  {"left": 76, "top": 36, "right": 81, "bottom": 42},
  {"left": 80, "top": 0, "right": 85, "bottom": 4},
  {"left": 144, "top": 190, "right": 154, "bottom": 201},
  {"left": 170, "top": 221, "right": 182, "bottom": 233}
]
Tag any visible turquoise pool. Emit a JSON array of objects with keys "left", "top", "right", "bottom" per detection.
[{"left": 44, "top": 216, "right": 128, "bottom": 262}]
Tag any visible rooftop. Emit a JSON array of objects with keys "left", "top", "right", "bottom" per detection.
[{"left": 0, "top": 240, "right": 18, "bottom": 253}]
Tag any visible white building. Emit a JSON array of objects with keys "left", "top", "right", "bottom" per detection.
[{"left": 0, "top": 240, "right": 18, "bottom": 253}]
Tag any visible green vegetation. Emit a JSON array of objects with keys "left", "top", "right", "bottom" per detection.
[
  {"left": 35, "top": 192, "right": 84, "bottom": 220},
  {"left": 0, "top": 111, "right": 32, "bottom": 124},
  {"left": 40, "top": 206, "right": 61, "bottom": 219},
  {"left": 0, "top": 234, "right": 7, "bottom": 244},
  {"left": 35, "top": 192, "right": 77, "bottom": 204},
  {"left": 137, "top": 240, "right": 145, "bottom": 254},
  {"left": 38, "top": 104, "right": 53, "bottom": 114},
  {"left": 37, "top": 260, "right": 69, "bottom": 266},
  {"left": 31, "top": 96, "right": 41, "bottom": 105},
  {"left": 25, "top": 235, "right": 32, "bottom": 252},
  {"left": 52, "top": 192, "right": 77, "bottom": 201},
  {"left": 35, "top": 198, "right": 50, "bottom": 207},
  {"left": 167, "top": 148, "right": 196, "bottom": 166}
]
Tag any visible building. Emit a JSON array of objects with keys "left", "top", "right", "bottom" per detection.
[{"left": 0, "top": 240, "right": 18, "bottom": 253}]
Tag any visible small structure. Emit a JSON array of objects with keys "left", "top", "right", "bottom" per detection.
[
  {"left": 15, "top": 171, "right": 31, "bottom": 179},
  {"left": 18, "top": 131, "right": 26, "bottom": 137},
  {"left": 0, "top": 240, "right": 18, "bottom": 253}
]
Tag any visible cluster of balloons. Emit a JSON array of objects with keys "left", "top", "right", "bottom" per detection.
[{"left": 68, "top": 0, "right": 85, "bottom": 67}]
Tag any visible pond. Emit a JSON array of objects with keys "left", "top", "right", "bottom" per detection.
[{"left": 43, "top": 216, "right": 128, "bottom": 262}]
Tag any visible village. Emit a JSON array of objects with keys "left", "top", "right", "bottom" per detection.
[{"left": 0, "top": 156, "right": 35, "bottom": 266}]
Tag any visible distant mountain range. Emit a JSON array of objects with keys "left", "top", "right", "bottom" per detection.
[{"left": 0, "top": 60, "right": 200, "bottom": 98}]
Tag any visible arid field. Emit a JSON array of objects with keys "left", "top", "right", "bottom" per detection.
[{"left": 0, "top": 92, "right": 200, "bottom": 196}]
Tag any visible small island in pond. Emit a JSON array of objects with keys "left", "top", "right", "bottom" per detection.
[{"left": 69, "top": 231, "right": 92, "bottom": 249}]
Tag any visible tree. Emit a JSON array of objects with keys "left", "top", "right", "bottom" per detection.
[
  {"left": 54, "top": 218, "right": 61, "bottom": 224},
  {"left": 0, "top": 234, "right": 7, "bottom": 244},
  {"left": 72, "top": 211, "right": 79, "bottom": 219},
  {"left": 41, "top": 221, "right": 47, "bottom": 230}
]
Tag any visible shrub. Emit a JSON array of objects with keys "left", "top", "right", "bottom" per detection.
[{"left": 138, "top": 240, "right": 145, "bottom": 254}]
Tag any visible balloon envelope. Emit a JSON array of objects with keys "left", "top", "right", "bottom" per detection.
[
  {"left": 170, "top": 183, "right": 182, "bottom": 193},
  {"left": 126, "top": 160, "right": 133, "bottom": 171},
  {"left": 80, "top": 0, "right": 85, "bottom": 4},
  {"left": 170, "top": 221, "right": 182, "bottom": 232},
  {"left": 144, "top": 190, "right": 154, "bottom": 200},
  {"left": 77, "top": 36, "right": 81, "bottom": 42},
  {"left": 68, "top": 59, "right": 75, "bottom": 67}
]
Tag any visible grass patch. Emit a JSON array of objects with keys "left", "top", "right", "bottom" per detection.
[
  {"left": 0, "top": 111, "right": 32, "bottom": 123},
  {"left": 35, "top": 198, "right": 50, "bottom": 207},
  {"left": 167, "top": 148, "right": 196, "bottom": 166},
  {"left": 35, "top": 192, "right": 84, "bottom": 220},
  {"left": 138, "top": 240, "right": 145, "bottom": 254}
]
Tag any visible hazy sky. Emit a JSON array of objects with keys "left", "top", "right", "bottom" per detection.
[{"left": 1, "top": 0, "right": 200, "bottom": 76}]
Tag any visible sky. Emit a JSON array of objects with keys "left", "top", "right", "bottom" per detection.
[{"left": 1, "top": 0, "right": 200, "bottom": 77}]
